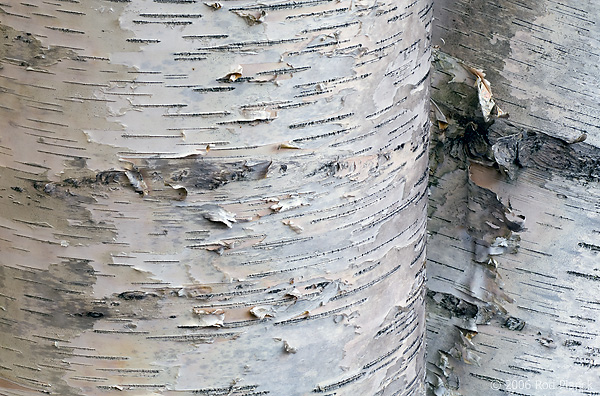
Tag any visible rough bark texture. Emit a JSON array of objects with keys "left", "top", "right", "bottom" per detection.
[
  {"left": 427, "top": 1, "right": 600, "bottom": 395},
  {"left": 0, "top": 0, "right": 431, "bottom": 395}
]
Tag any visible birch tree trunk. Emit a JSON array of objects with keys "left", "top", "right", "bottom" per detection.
[
  {"left": 0, "top": 0, "right": 432, "bottom": 395},
  {"left": 426, "top": 1, "right": 600, "bottom": 395}
]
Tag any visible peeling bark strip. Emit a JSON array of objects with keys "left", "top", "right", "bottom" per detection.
[{"left": 0, "top": 0, "right": 431, "bottom": 395}]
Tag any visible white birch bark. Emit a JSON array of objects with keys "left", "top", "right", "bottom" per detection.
[
  {"left": 427, "top": 1, "right": 600, "bottom": 395},
  {"left": 0, "top": 0, "right": 432, "bottom": 395}
]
